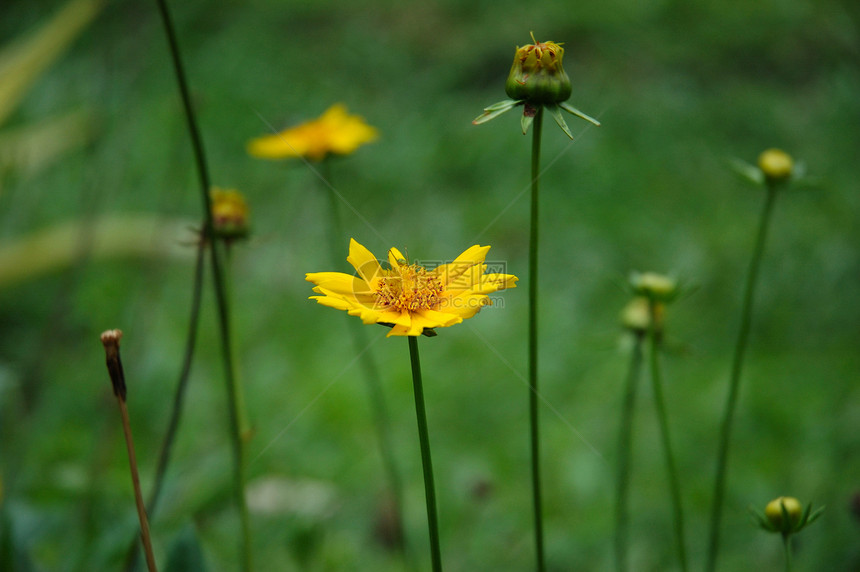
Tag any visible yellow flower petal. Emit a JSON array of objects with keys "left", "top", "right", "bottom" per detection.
[
  {"left": 434, "top": 245, "right": 490, "bottom": 287},
  {"left": 387, "top": 247, "right": 407, "bottom": 269},
  {"left": 346, "top": 238, "right": 382, "bottom": 285},
  {"left": 306, "top": 271, "right": 369, "bottom": 295}
]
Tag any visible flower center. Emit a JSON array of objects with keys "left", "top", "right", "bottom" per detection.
[{"left": 375, "top": 264, "right": 444, "bottom": 312}]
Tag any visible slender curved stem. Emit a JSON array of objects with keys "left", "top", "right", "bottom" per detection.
[
  {"left": 407, "top": 337, "right": 442, "bottom": 572},
  {"left": 614, "top": 332, "right": 645, "bottom": 572},
  {"left": 123, "top": 243, "right": 206, "bottom": 572},
  {"left": 782, "top": 533, "right": 792, "bottom": 572},
  {"left": 154, "top": 1, "right": 252, "bottom": 569},
  {"left": 319, "top": 157, "right": 408, "bottom": 559},
  {"left": 648, "top": 300, "right": 687, "bottom": 572},
  {"left": 320, "top": 159, "right": 408, "bottom": 556},
  {"left": 117, "top": 398, "right": 158, "bottom": 572},
  {"left": 148, "top": 242, "right": 206, "bottom": 514},
  {"left": 528, "top": 106, "right": 546, "bottom": 572},
  {"left": 706, "top": 184, "right": 778, "bottom": 572},
  {"left": 223, "top": 245, "right": 252, "bottom": 439}
]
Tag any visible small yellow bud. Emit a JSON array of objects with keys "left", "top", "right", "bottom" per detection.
[
  {"left": 210, "top": 187, "right": 250, "bottom": 241},
  {"left": 505, "top": 34, "right": 572, "bottom": 105},
  {"left": 621, "top": 296, "right": 664, "bottom": 334},
  {"left": 629, "top": 272, "right": 678, "bottom": 304},
  {"left": 765, "top": 496, "right": 803, "bottom": 531},
  {"left": 758, "top": 149, "right": 793, "bottom": 182}
]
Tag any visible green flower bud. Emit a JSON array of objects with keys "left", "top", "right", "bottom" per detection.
[
  {"left": 629, "top": 272, "right": 679, "bottom": 304},
  {"left": 765, "top": 496, "right": 803, "bottom": 532},
  {"left": 621, "top": 296, "right": 664, "bottom": 335},
  {"left": 750, "top": 496, "right": 824, "bottom": 537},
  {"left": 758, "top": 149, "right": 793, "bottom": 182},
  {"left": 505, "top": 35, "right": 572, "bottom": 105}
]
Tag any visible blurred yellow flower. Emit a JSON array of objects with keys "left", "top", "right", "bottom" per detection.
[
  {"left": 306, "top": 239, "right": 518, "bottom": 337},
  {"left": 247, "top": 104, "right": 378, "bottom": 161},
  {"left": 210, "top": 187, "right": 250, "bottom": 240}
]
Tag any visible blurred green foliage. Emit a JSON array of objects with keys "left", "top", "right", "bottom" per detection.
[{"left": 1, "top": 0, "right": 858, "bottom": 570}]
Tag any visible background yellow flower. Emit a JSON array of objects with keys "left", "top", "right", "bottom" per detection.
[{"left": 247, "top": 103, "right": 378, "bottom": 161}]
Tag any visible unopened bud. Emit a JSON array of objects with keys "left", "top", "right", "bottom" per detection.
[
  {"left": 100, "top": 329, "right": 126, "bottom": 400},
  {"left": 765, "top": 496, "right": 803, "bottom": 531},
  {"left": 758, "top": 149, "right": 793, "bottom": 182},
  {"left": 629, "top": 272, "right": 678, "bottom": 304},
  {"left": 211, "top": 187, "right": 250, "bottom": 241},
  {"left": 505, "top": 34, "right": 572, "bottom": 105}
]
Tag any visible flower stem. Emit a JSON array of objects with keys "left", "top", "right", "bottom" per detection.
[
  {"left": 528, "top": 106, "right": 546, "bottom": 572},
  {"left": 705, "top": 184, "right": 778, "bottom": 572},
  {"left": 224, "top": 246, "right": 252, "bottom": 440},
  {"left": 153, "top": 1, "right": 252, "bottom": 569},
  {"left": 614, "top": 332, "right": 645, "bottom": 572},
  {"left": 101, "top": 331, "right": 158, "bottom": 572},
  {"left": 123, "top": 243, "right": 206, "bottom": 572},
  {"left": 407, "top": 336, "right": 442, "bottom": 572},
  {"left": 147, "top": 242, "right": 205, "bottom": 514},
  {"left": 117, "top": 397, "right": 159, "bottom": 572},
  {"left": 782, "top": 533, "right": 793, "bottom": 572},
  {"left": 320, "top": 158, "right": 409, "bottom": 556},
  {"left": 647, "top": 301, "right": 687, "bottom": 572}
]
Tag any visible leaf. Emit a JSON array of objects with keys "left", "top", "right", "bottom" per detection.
[
  {"left": 728, "top": 157, "right": 765, "bottom": 186},
  {"left": 0, "top": 511, "right": 34, "bottom": 572},
  {"left": 0, "top": 110, "right": 94, "bottom": 180},
  {"left": 472, "top": 100, "right": 520, "bottom": 125},
  {"left": 0, "top": 0, "right": 103, "bottom": 126},
  {"left": 164, "top": 524, "right": 208, "bottom": 572},
  {"left": 805, "top": 505, "right": 825, "bottom": 527},
  {"left": 0, "top": 511, "right": 12, "bottom": 572},
  {"left": 520, "top": 111, "right": 534, "bottom": 135},
  {"left": 546, "top": 103, "right": 573, "bottom": 139},
  {"left": 559, "top": 102, "right": 601, "bottom": 126},
  {"left": 0, "top": 215, "right": 195, "bottom": 288}
]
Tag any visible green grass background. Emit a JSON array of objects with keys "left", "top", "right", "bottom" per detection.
[{"left": 1, "top": 0, "right": 859, "bottom": 570}]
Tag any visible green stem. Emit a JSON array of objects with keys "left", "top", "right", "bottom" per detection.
[
  {"left": 614, "top": 332, "right": 645, "bottom": 572},
  {"left": 153, "top": 1, "right": 252, "bottom": 570},
  {"left": 319, "top": 159, "right": 344, "bottom": 268},
  {"left": 407, "top": 337, "right": 442, "bottom": 572},
  {"left": 782, "top": 533, "right": 792, "bottom": 572},
  {"left": 648, "top": 300, "right": 687, "bottom": 572},
  {"left": 320, "top": 159, "right": 409, "bottom": 557},
  {"left": 224, "top": 245, "right": 252, "bottom": 439},
  {"left": 705, "top": 184, "right": 778, "bottom": 572},
  {"left": 148, "top": 242, "right": 206, "bottom": 514},
  {"left": 528, "top": 106, "right": 546, "bottom": 572}
]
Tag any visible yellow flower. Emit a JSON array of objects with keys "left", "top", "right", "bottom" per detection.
[
  {"left": 210, "top": 187, "right": 250, "bottom": 240},
  {"left": 247, "top": 104, "right": 378, "bottom": 161},
  {"left": 306, "top": 239, "right": 518, "bottom": 337}
]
